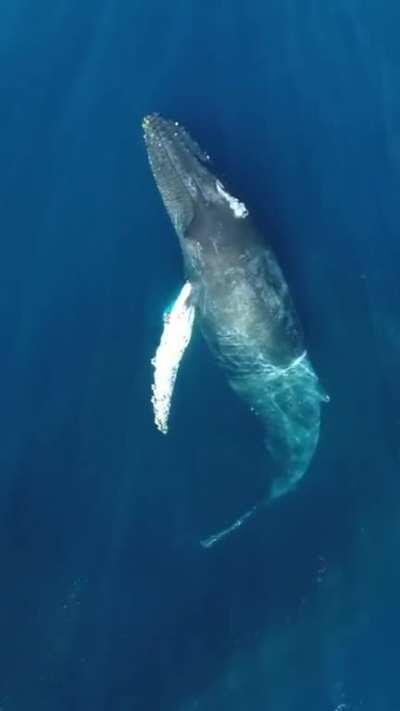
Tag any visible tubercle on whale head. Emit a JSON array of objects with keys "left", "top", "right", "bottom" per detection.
[
  {"left": 142, "top": 114, "right": 249, "bottom": 237},
  {"left": 142, "top": 114, "right": 211, "bottom": 170}
]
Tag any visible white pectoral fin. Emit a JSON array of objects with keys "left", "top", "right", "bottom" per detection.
[{"left": 151, "top": 281, "right": 195, "bottom": 434}]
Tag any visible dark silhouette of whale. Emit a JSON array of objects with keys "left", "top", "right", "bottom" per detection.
[{"left": 143, "top": 114, "right": 327, "bottom": 545}]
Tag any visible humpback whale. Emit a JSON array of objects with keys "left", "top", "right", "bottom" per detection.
[{"left": 143, "top": 114, "right": 327, "bottom": 546}]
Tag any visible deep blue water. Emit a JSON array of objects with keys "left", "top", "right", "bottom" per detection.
[{"left": 1, "top": 2, "right": 400, "bottom": 710}]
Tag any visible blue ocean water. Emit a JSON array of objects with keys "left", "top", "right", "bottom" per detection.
[{"left": 1, "top": 2, "right": 400, "bottom": 709}]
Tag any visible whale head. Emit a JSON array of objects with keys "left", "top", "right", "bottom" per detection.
[{"left": 142, "top": 114, "right": 248, "bottom": 243}]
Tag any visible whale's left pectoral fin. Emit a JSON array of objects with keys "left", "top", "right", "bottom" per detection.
[{"left": 151, "top": 281, "right": 195, "bottom": 434}]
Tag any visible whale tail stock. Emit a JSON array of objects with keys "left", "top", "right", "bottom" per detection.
[
  {"left": 199, "top": 354, "right": 328, "bottom": 548},
  {"left": 199, "top": 504, "right": 259, "bottom": 549}
]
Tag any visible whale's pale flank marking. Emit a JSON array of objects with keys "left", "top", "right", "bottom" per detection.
[{"left": 143, "top": 114, "right": 328, "bottom": 546}]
